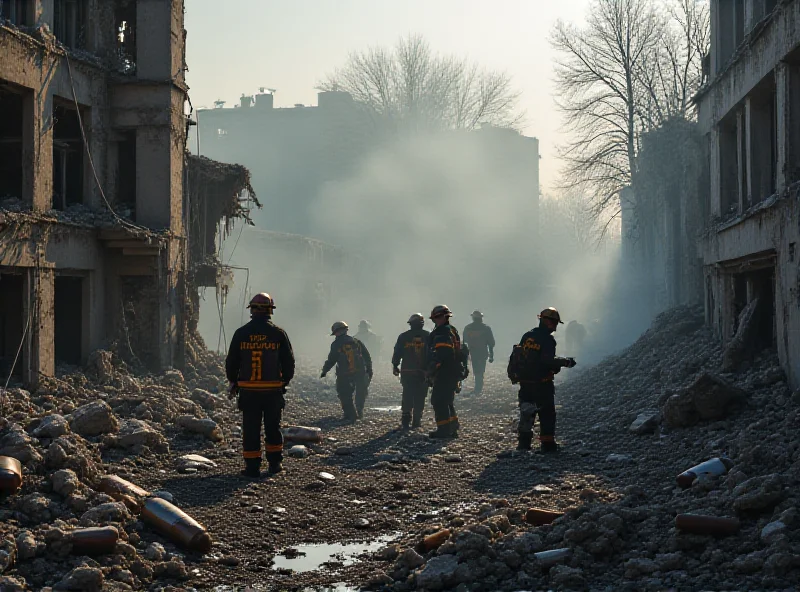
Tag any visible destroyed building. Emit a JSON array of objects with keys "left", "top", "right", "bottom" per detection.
[
  {"left": 0, "top": 1, "right": 257, "bottom": 387},
  {"left": 194, "top": 92, "right": 540, "bottom": 241},
  {"left": 698, "top": 0, "right": 800, "bottom": 385}
]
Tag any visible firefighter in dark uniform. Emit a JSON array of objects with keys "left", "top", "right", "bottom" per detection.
[
  {"left": 226, "top": 293, "right": 295, "bottom": 478},
  {"left": 426, "top": 305, "right": 469, "bottom": 439},
  {"left": 463, "top": 310, "right": 495, "bottom": 395},
  {"left": 355, "top": 320, "right": 383, "bottom": 361},
  {"left": 321, "top": 321, "right": 373, "bottom": 421},
  {"left": 510, "top": 307, "right": 576, "bottom": 453},
  {"left": 391, "top": 313, "right": 430, "bottom": 429}
]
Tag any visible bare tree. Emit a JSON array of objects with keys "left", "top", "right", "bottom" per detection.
[
  {"left": 318, "top": 35, "right": 523, "bottom": 132},
  {"left": 551, "top": 0, "right": 709, "bottom": 216},
  {"left": 540, "top": 193, "right": 606, "bottom": 254}
]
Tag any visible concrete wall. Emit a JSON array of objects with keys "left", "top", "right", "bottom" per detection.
[
  {"left": 0, "top": 0, "right": 190, "bottom": 385},
  {"left": 700, "top": 0, "right": 800, "bottom": 387}
]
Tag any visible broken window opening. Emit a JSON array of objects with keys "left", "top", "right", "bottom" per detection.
[
  {"left": 0, "top": 85, "right": 24, "bottom": 202},
  {"left": 53, "top": 0, "right": 87, "bottom": 49},
  {"left": 719, "top": 114, "right": 738, "bottom": 214},
  {"left": 748, "top": 74, "right": 777, "bottom": 205},
  {"left": 0, "top": 272, "right": 25, "bottom": 378},
  {"left": 120, "top": 276, "right": 159, "bottom": 371},
  {"left": 716, "top": 0, "right": 735, "bottom": 72},
  {"left": 734, "top": 0, "right": 744, "bottom": 48},
  {"left": 52, "top": 103, "right": 84, "bottom": 210},
  {"left": 0, "top": 0, "right": 31, "bottom": 26},
  {"left": 117, "top": 130, "right": 136, "bottom": 219},
  {"left": 732, "top": 273, "right": 748, "bottom": 334},
  {"left": 750, "top": 267, "right": 776, "bottom": 350},
  {"left": 115, "top": 2, "right": 137, "bottom": 75},
  {"left": 54, "top": 275, "right": 84, "bottom": 366}
]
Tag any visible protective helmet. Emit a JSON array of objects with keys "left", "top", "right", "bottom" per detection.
[
  {"left": 330, "top": 321, "right": 349, "bottom": 335},
  {"left": 407, "top": 313, "right": 425, "bottom": 325},
  {"left": 538, "top": 307, "right": 563, "bottom": 324},
  {"left": 359, "top": 319, "right": 371, "bottom": 329},
  {"left": 247, "top": 293, "right": 276, "bottom": 310},
  {"left": 430, "top": 305, "right": 453, "bottom": 319},
  {"left": 471, "top": 310, "right": 483, "bottom": 318}
]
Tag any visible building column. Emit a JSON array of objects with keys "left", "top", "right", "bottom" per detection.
[
  {"left": 23, "top": 267, "right": 54, "bottom": 388},
  {"left": 22, "top": 89, "right": 53, "bottom": 212}
]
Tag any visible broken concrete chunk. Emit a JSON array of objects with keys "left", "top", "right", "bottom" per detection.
[
  {"left": 68, "top": 401, "right": 118, "bottom": 437},
  {"left": 176, "top": 454, "right": 217, "bottom": 471},
  {"left": 282, "top": 425, "right": 323, "bottom": 443},
  {"left": 629, "top": 410, "right": 660, "bottom": 434},
  {"left": 116, "top": 418, "right": 167, "bottom": 449},
  {"left": 32, "top": 414, "right": 70, "bottom": 439},
  {"left": 287, "top": 445, "right": 308, "bottom": 458},
  {"left": 176, "top": 415, "right": 223, "bottom": 441}
]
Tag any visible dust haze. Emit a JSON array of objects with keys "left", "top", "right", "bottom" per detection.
[{"left": 199, "top": 127, "right": 651, "bottom": 366}]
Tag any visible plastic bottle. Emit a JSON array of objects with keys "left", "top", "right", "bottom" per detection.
[
  {"left": 525, "top": 508, "right": 564, "bottom": 526},
  {"left": 0, "top": 456, "right": 23, "bottom": 495},
  {"left": 675, "top": 514, "right": 740, "bottom": 536},
  {"left": 423, "top": 528, "right": 451, "bottom": 551},
  {"left": 533, "top": 548, "right": 572, "bottom": 567},
  {"left": 142, "top": 497, "right": 213, "bottom": 553},
  {"left": 70, "top": 526, "right": 120, "bottom": 555},
  {"left": 281, "top": 425, "right": 323, "bottom": 443},
  {"left": 676, "top": 457, "right": 733, "bottom": 489}
]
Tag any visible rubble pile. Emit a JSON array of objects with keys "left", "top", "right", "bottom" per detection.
[
  {"left": 367, "top": 305, "right": 800, "bottom": 591},
  {"left": 1, "top": 305, "right": 799, "bottom": 590},
  {"left": 0, "top": 352, "right": 232, "bottom": 591}
]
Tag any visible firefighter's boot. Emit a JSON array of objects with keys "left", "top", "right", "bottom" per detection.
[
  {"left": 428, "top": 421, "right": 452, "bottom": 439},
  {"left": 540, "top": 440, "right": 559, "bottom": 454},
  {"left": 241, "top": 458, "right": 261, "bottom": 479},
  {"left": 401, "top": 411, "right": 411, "bottom": 430},
  {"left": 266, "top": 451, "right": 283, "bottom": 475},
  {"left": 517, "top": 431, "right": 533, "bottom": 451}
]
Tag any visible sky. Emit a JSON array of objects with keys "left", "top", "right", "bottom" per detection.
[{"left": 184, "top": 0, "right": 592, "bottom": 194}]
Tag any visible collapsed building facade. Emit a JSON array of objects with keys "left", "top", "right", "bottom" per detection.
[
  {"left": 698, "top": 0, "right": 800, "bottom": 385},
  {"left": 0, "top": 1, "right": 256, "bottom": 387}
]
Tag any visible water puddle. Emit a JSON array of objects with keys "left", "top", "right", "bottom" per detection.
[
  {"left": 272, "top": 534, "right": 398, "bottom": 573},
  {"left": 370, "top": 405, "right": 401, "bottom": 412}
]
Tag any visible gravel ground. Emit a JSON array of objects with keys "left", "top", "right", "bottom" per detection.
[{"left": 1, "top": 306, "right": 800, "bottom": 591}]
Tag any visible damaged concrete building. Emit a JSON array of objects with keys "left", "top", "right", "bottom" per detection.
[
  {"left": 698, "top": 0, "right": 800, "bottom": 385},
  {"left": 0, "top": 1, "right": 256, "bottom": 387}
]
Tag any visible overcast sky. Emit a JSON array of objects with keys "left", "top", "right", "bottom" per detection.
[{"left": 185, "top": 0, "right": 592, "bottom": 194}]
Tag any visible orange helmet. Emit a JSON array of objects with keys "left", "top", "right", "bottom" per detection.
[
  {"left": 538, "top": 307, "right": 563, "bottom": 324},
  {"left": 247, "top": 293, "right": 276, "bottom": 311}
]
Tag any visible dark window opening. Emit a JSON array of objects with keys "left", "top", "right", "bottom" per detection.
[
  {"left": 52, "top": 103, "right": 84, "bottom": 210},
  {"left": 719, "top": 114, "right": 738, "bottom": 214},
  {"left": 750, "top": 267, "right": 775, "bottom": 350},
  {"left": 732, "top": 273, "right": 748, "bottom": 333},
  {"left": 54, "top": 276, "right": 83, "bottom": 366},
  {"left": 115, "top": 1, "right": 137, "bottom": 75},
  {"left": 734, "top": 0, "right": 744, "bottom": 47},
  {"left": 0, "top": 86, "right": 24, "bottom": 201},
  {"left": 748, "top": 73, "right": 777, "bottom": 205},
  {"left": 0, "top": 0, "right": 31, "bottom": 26},
  {"left": 53, "top": 0, "right": 86, "bottom": 49},
  {"left": 120, "top": 276, "right": 159, "bottom": 371},
  {"left": 117, "top": 130, "right": 136, "bottom": 218},
  {"left": 716, "top": 0, "right": 734, "bottom": 72},
  {"left": 0, "top": 273, "right": 25, "bottom": 378}
]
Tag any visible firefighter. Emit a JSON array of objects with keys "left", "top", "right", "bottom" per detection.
[
  {"left": 463, "top": 310, "right": 495, "bottom": 395},
  {"left": 321, "top": 321, "right": 373, "bottom": 421},
  {"left": 391, "top": 313, "right": 430, "bottom": 429},
  {"left": 225, "top": 293, "right": 295, "bottom": 478},
  {"left": 426, "top": 305, "right": 469, "bottom": 439},
  {"left": 355, "top": 319, "right": 383, "bottom": 361},
  {"left": 509, "top": 307, "right": 576, "bottom": 453}
]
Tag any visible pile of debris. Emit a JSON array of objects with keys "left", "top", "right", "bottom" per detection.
[
  {"left": 0, "top": 352, "right": 232, "bottom": 591},
  {"left": 361, "top": 305, "right": 800, "bottom": 591}
]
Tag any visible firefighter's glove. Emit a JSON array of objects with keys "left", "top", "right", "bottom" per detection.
[
  {"left": 393, "top": 366, "right": 400, "bottom": 377},
  {"left": 320, "top": 370, "right": 328, "bottom": 379},
  {"left": 227, "top": 383, "right": 238, "bottom": 401},
  {"left": 488, "top": 355, "right": 494, "bottom": 363},
  {"left": 566, "top": 358, "right": 577, "bottom": 368}
]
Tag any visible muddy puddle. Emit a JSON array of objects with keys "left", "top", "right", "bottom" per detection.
[{"left": 272, "top": 533, "right": 399, "bottom": 574}]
